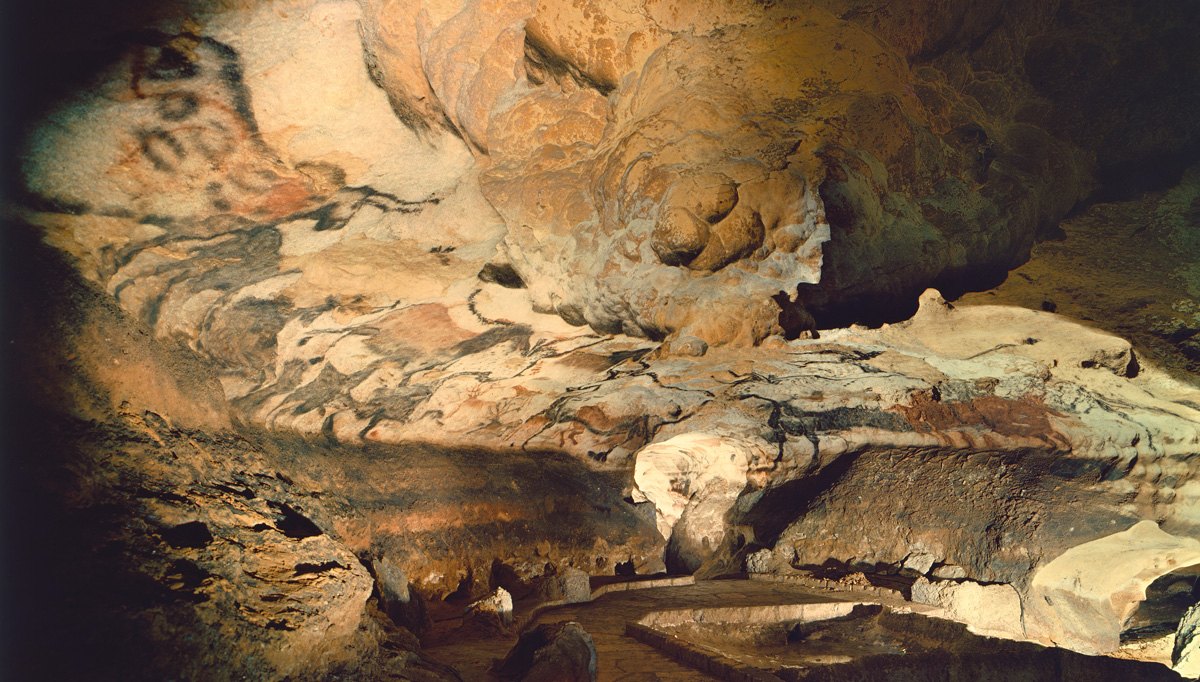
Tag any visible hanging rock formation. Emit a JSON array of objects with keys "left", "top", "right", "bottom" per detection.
[{"left": 352, "top": 0, "right": 1200, "bottom": 343}]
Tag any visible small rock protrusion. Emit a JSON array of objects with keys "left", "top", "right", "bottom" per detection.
[
  {"left": 1174, "top": 603, "right": 1200, "bottom": 677},
  {"left": 492, "top": 621, "right": 598, "bottom": 682},
  {"left": 463, "top": 587, "right": 513, "bottom": 634},
  {"left": 932, "top": 564, "right": 969, "bottom": 580},
  {"left": 533, "top": 567, "right": 592, "bottom": 604},
  {"left": 668, "top": 335, "right": 708, "bottom": 357},
  {"left": 375, "top": 555, "right": 430, "bottom": 634},
  {"left": 900, "top": 552, "right": 937, "bottom": 577},
  {"left": 916, "top": 288, "right": 954, "bottom": 319}
]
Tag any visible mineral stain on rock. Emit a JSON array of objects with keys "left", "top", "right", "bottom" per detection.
[{"left": 896, "top": 392, "right": 1067, "bottom": 445}]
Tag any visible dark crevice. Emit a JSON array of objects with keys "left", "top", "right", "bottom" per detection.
[
  {"left": 268, "top": 502, "right": 323, "bottom": 539},
  {"left": 161, "top": 520, "right": 213, "bottom": 549},
  {"left": 294, "top": 561, "right": 342, "bottom": 576},
  {"left": 738, "top": 449, "right": 862, "bottom": 550},
  {"left": 522, "top": 32, "right": 615, "bottom": 95},
  {"left": 478, "top": 261, "right": 526, "bottom": 288}
]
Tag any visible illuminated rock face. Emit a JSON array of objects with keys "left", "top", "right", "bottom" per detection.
[
  {"left": 1025, "top": 521, "right": 1200, "bottom": 655},
  {"left": 5, "top": 232, "right": 664, "bottom": 682},
  {"left": 9, "top": 0, "right": 1200, "bottom": 681},
  {"left": 1178, "top": 604, "right": 1200, "bottom": 678},
  {"left": 359, "top": 1, "right": 1091, "bottom": 344}
]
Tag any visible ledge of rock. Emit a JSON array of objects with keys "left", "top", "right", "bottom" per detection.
[{"left": 1026, "top": 521, "right": 1200, "bottom": 655}]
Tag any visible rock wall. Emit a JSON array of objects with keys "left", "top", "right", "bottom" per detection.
[
  {"left": 960, "top": 161, "right": 1200, "bottom": 384},
  {"left": 6, "top": 0, "right": 1200, "bottom": 679},
  {"left": 3, "top": 225, "right": 662, "bottom": 681},
  {"left": 352, "top": 0, "right": 1200, "bottom": 344}
]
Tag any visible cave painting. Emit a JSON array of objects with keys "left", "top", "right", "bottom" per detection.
[
  {"left": 22, "top": 31, "right": 447, "bottom": 378},
  {"left": 23, "top": 2, "right": 1101, "bottom": 350},
  {"left": 11, "top": 0, "right": 1200, "bottom": 680}
]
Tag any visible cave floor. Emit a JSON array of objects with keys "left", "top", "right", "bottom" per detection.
[{"left": 422, "top": 578, "right": 897, "bottom": 681}]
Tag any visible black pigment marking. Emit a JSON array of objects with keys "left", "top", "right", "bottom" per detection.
[
  {"left": 303, "top": 202, "right": 348, "bottom": 232},
  {"left": 478, "top": 261, "right": 526, "bottom": 288},
  {"left": 96, "top": 206, "right": 139, "bottom": 220},
  {"left": 232, "top": 359, "right": 309, "bottom": 415},
  {"left": 289, "top": 185, "right": 440, "bottom": 232},
  {"left": 451, "top": 324, "right": 534, "bottom": 357},
  {"left": 156, "top": 91, "right": 200, "bottom": 121},
  {"left": 778, "top": 404, "right": 914, "bottom": 435},
  {"left": 200, "top": 298, "right": 294, "bottom": 370},
  {"left": 360, "top": 384, "right": 435, "bottom": 424},
  {"left": 203, "top": 37, "right": 260, "bottom": 136},
  {"left": 605, "top": 348, "right": 654, "bottom": 366},
  {"left": 139, "top": 129, "right": 186, "bottom": 170},
  {"left": 181, "top": 225, "right": 284, "bottom": 291},
  {"left": 190, "top": 124, "right": 236, "bottom": 162},
  {"left": 226, "top": 168, "right": 281, "bottom": 192},
  {"left": 15, "top": 191, "right": 89, "bottom": 216},
  {"left": 758, "top": 403, "right": 914, "bottom": 453},
  {"left": 285, "top": 364, "right": 353, "bottom": 415},
  {"left": 146, "top": 46, "right": 198, "bottom": 81},
  {"left": 133, "top": 268, "right": 202, "bottom": 329}
]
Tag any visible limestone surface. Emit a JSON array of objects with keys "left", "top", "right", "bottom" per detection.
[
  {"left": 1177, "top": 603, "right": 1200, "bottom": 678},
  {"left": 464, "top": 587, "right": 516, "bottom": 633},
  {"left": 9, "top": 0, "right": 1200, "bottom": 680},
  {"left": 492, "top": 621, "right": 599, "bottom": 682},
  {"left": 348, "top": 0, "right": 1200, "bottom": 345},
  {"left": 1025, "top": 521, "right": 1200, "bottom": 655},
  {"left": 911, "top": 577, "right": 1026, "bottom": 640}
]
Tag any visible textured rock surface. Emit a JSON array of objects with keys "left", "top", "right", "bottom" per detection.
[
  {"left": 28, "top": 1, "right": 1194, "bottom": 348},
  {"left": 12, "top": 190, "right": 1200, "bottom": 672},
  {"left": 346, "top": 0, "right": 1198, "bottom": 344},
  {"left": 1025, "top": 521, "right": 1200, "bottom": 655},
  {"left": 640, "top": 292, "right": 1200, "bottom": 583},
  {"left": 1177, "top": 604, "right": 1200, "bottom": 678},
  {"left": 650, "top": 603, "right": 1186, "bottom": 682},
  {"left": 8, "top": 0, "right": 1200, "bottom": 678},
  {"left": 532, "top": 567, "right": 593, "bottom": 605},
  {"left": 911, "top": 577, "right": 1025, "bottom": 640},
  {"left": 3, "top": 234, "right": 458, "bottom": 682},
  {"left": 492, "top": 621, "right": 598, "bottom": 682},
  {"left": 960, "top": 162, "right": 1200, "bottom": 384},
  {"left": 451, "top": 2, "right": 1090, "bottom": 343},
  {"left": 633, "top": 433, "right": 756, "bottom": 572},
  {"left": 463, "top": 587, "right": 515, "bottom": 635}
]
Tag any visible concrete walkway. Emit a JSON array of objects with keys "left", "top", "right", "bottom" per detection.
[{"left": 423, "top": 578, "right": 864, "bottom": 681}]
